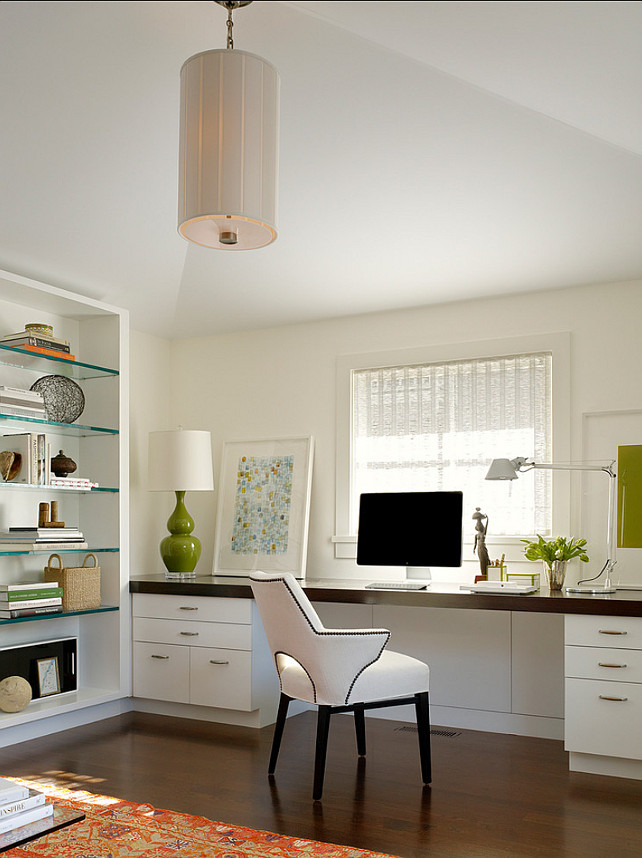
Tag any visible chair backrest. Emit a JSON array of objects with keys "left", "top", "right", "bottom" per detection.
[{"left": 249, "top": 570, "right": 326, "bottom": 664}]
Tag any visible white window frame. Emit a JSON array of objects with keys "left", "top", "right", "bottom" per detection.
[{"left": 334, "top": 333, "right": 571, "bottom": 560}]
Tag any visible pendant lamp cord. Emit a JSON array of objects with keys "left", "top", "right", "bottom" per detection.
[{"left": 226, "top": 3, "right": 235, "bottom": 49}]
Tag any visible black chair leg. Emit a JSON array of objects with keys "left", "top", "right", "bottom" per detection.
[
  {"left": 354, "top": 703, "right": 366, "bottom": 756},
  {"left": 414, "top": 691, "right": 432, "bottom": 785},
  {"left": 268, "top": 693, "right": 291, "bottom": 775},
  {"left": 313, "top": 705, "right": 332, "bottom": 800}
]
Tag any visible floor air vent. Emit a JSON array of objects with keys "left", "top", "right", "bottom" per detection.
[{"left": 395, "top": 726, "right": 462, "bottom": 738}]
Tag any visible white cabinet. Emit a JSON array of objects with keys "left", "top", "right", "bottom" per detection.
[
  {"left": 131, "top": 593, "right": 278, "bottom": 727},
  {"left": 0, "top": 269, "right": 128, "bottom": 747},
  {"left": 565, "top": 615, "right": 642, "bottom": 779}
]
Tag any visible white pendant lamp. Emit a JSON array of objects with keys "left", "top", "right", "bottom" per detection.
[{"left": 178, "top": 0, "right": 279, "bottom": 250}]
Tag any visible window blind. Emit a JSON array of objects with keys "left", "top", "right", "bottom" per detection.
[{"left": 351, "top": 352, "right": 552, "bottom": 536}]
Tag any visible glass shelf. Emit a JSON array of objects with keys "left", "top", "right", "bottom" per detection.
[
  {"left": 0, "top": 482, "right": 118, "bottom": 494},
  {"left": 0, "top": 546, "right": 119, "bottom": 557},
  {"left": 0, "top": 412, "right": 118, "bottom": 436},
  {"left": 0, "top": 604, "right": 118, "bottom": 626},
  {"left": 0, "top": 343, "right": 118, "bottom": 379}
]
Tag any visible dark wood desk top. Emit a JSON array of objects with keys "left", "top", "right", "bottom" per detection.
[{"left": 129, "top": 574, "right": 642, "bottom": 617}]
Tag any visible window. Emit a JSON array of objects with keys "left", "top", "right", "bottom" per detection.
[
  {"left": 350, "top": 352, "right": 552, "bottom": 537},
  {"left": 335, "top": 333, "right": 571, "bottom": 556}
]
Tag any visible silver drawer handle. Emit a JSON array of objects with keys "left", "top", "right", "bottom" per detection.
[
  {"left": 598, "top": 662, "right": 627, "bottom": 668},
  {"left": 210, "top": 659, "right": 230, "bottom": 665},
  {"left": 598, "top": 629, "right": 627, "bottom": 635},
  {"left": 599, "top": 695, "right": 628, "bottom": 702},
  {"left": 151, "top": 654, "right": 169, "bottom": 660},
  {"left": 179, "top": 631, "right": 199, "bottom": 636},
  {"left": 179, "top": 606, "right": 198, "bottom": 611}
]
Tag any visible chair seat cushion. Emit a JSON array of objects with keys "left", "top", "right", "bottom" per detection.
[{"left": 279, "top": 649, "right": 429, "bottom": 706}]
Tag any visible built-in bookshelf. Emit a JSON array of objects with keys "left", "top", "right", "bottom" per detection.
[{"left": 0, "top": 268, "right": 129, "bottom": 745}]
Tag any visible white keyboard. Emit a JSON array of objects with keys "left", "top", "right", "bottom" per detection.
[
  {"left": 461, "top": 582, "right": 538, "bottom": 595},
  {"left": 366, "top": 581, "right": 428, "bottom": 590}
]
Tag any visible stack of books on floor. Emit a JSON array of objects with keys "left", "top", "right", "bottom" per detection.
[
  {"left": 0, "top": 582, "right": 64, "bottom": 618},
  {"left": 0, "top": 328, "right": 75, "bottom": 360},
  {"left": 0, "top": 387, "right": 46, "bottom": 420},
  {"left": 0, "top": 527, "right": 87, "bottom": 553},
  {"left": 0, "top": 779, "right": 53, "bottom": 835}
]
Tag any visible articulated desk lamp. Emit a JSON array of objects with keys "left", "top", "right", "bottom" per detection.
[{"left": 485, "top": 457, "right": 617, "bottom": 594}]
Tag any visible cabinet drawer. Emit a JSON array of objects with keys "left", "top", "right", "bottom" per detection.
[
  {"left": 132, "top": 594, "right": 252, "bottom": 624},
  {"left": 133, "top": 642, "right": 189, "bottom": 702},
  {"left": 190, "top": 647, "right": 253, "bottom": 711},
  {"left": 565, "top": 615, "right": 642, "bottom": 649},
  {"left": 133, "top": 618, "right": 252, "bottom": 650},
  {"left": 566, "top": 646, "right": 642, "bottom": 682},
  {"left": 565, "top": 678, "right": 642, "bottom": 760}
]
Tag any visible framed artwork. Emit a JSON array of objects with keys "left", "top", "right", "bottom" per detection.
[
  {"left": 213, "top": 436, "right": 314, "bottom": 579},
  {"left": 36, "top": 656, "right": 60, "bottom": 697}
]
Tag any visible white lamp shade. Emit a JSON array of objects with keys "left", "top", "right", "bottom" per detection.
[
  {"left": 178, "top": 49, "right": 279, "bottom": 250},
  {"left": 485, "top": 458, "right": 519, "bottom": 480},
  {"left": 148, "top": 430, "right": 214, "bottom": 492}
]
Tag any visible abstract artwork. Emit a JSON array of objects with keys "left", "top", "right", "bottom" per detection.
[{"left": 213, "top": 437, "right": 314, "bottom": 578}]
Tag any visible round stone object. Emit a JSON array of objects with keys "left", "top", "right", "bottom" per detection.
[{"left": 0, "top": 676, "right": 32, "bottom": 712}]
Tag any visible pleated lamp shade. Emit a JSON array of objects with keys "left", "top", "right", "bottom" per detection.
[{"left": 178, "top": 48, "right": 280, "bottom": 250}]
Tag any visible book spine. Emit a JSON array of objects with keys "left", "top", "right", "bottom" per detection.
[
  {"left": 2, "top": 332, "right": 70, "bottom": 346},
  {"left": 0, "top": 597, "right": 62, "bottom": 610},
  {"left": 5, "top": 588, "right": 63, "bottom": 601},
  {"left": 30, "top": 433, "right": 38, "bottom": 483},
  {"left": 0, "top": 606, "right": 63, "bottom": 618},
  {"left": 0, "top": 386, "right": 48, "bottom": 400},
  {"left": 0, "top": 791, "right": 46, "bottom": 817},
  {"left": 0, "top": 542, "right": 89, "bottom": 551},
  {"left": 0, "top": 788, "right": 29, "bottom": 807},
  {"left": 0, "top": 802, "right": 52, "bottom": 834},
  {"left": 18, "top": 345, "right": 75, "bottom": 360},
  {"left": 0, "top": 395, "right": 45, "bottom": 409},
  {"left": 37, "top": 434, "right": 45, "bottom": 484},
  {"left": 0, "top": 580, "right": 63, "bottom": 590},
  {"left": 0, "top": 404, "right": 46, "bottom": 417},
  {"left": 0, "top": 337, "right": 70, "bottom": 352}
]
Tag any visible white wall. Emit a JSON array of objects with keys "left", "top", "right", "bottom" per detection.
[{"left": 129, "top": 279, "right": 642, "bottom": 587}]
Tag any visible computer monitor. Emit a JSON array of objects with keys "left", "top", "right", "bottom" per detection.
[{"left": 356, "top": 491, "right": 463, "bottom": 581}]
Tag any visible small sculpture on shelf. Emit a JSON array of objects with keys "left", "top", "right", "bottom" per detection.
[
  {"left": 0, "top": 675, "right": 32, "bottom": 713},
  {"left": 38, "top": 501, "right": 65, "bottom": 528},
  {"left": 472, "top": 507, "right": 491, "bottom": 580},
  {"left": 0, "top": 450, "right": 21, "bottom": 481},
  {"left": 50, "top": 450, "right": 77, "bottom": 478}
]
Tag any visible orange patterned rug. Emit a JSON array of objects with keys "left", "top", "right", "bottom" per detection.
[{"left": 3, "top": 778, "right": 397, "bottom": 858}]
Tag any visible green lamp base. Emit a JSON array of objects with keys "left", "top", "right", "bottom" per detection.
[{"left": 160, "top": 490, "right": 202, "bottom": 578}]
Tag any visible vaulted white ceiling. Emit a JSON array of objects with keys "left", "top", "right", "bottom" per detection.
[{"left": 1, "top": 1, "right": 641, "bottom": 338}]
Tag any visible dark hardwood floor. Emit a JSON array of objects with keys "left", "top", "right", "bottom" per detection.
[{"left": 2, "top": 711, "right": 642, "bottom": 857}]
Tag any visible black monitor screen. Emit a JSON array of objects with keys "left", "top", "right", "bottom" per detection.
[{"left": 356, "top": 491, "right": 463, "bottom": 568}]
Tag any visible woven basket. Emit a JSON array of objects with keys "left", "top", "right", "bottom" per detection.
[{"left": 44, "top": 553, "right": 101, "bottom": 612}]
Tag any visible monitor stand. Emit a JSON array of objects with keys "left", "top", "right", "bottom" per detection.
[{"left": 406, "top": 565, "right": 432, "bottom": 585}]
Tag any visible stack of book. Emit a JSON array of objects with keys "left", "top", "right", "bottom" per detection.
[
  {"left": 0, "top": 387, "right": 46, "bottom": 420},
  {"left": 0, "top": 527, "right": 87, "bottom": 554},
  {"left": 0, "top": 329, "right": 75, "bottom": 361},
  {"left": 1, "top": 433, "right": 51, "bottom": 485},
  {"left": 0, "top": 779, "right": 53, "bottom": 834},
  {"left": 49, "top": 476, "right": 100, "bottom": 490},
  {"left": 0, "top": 582, "right": 63, "bottom": 619}
]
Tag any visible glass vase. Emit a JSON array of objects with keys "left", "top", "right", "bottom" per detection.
[{"left": 545, "top": 560, "right": 567, "bottom": 591}]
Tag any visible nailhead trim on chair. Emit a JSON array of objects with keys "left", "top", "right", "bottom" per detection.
[{"left": 253, "top": 574, "right": 390, "bottom": 705}]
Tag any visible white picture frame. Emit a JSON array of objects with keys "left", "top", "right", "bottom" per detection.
[
  {"left": 36, "top": 656, "right": 60, "bottom": 697},
  {"left": 213, "top": 436, "right": 314, "bottom": 579}
]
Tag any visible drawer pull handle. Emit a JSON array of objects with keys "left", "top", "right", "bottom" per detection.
[
  {"left": 179, "top": 631, "right": 199, "bottom": 636},
  {"left": 151, "top": 654, "right": 169, "bottom": 660},
  {"left": 598, "top": 695, "right": 628, "bottom": 702},
  {"left": 179, "top": 606, "right": 198, "bottom": 611},
  {"left": 598, "top": 662, "right": 627, "bottom": 669},
  {"left": 598, "top": 629, "right": 627, "bottom": 635},
  {"left": 210, "top": 660, "right": 230, "bottom": 665}
]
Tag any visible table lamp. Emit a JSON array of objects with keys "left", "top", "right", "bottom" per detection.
[
  {"left": 485, "top": 456, "right": 617, "bottom": 594},
  {"left": 148, "top": 429, "right": 214, "bottom": 578}
]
